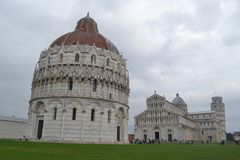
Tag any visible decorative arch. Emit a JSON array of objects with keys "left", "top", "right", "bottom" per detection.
[
  {"left": 116, "top": 107, "right": 125, "bottom": 142},
  {"left": 47, "top": 99, "right": 63, "bottom": 108},
  {"left": 29, "top": 102, "right": 34, "bottom": 113},
  {"left": 116, "top": 107, "right": 125, "bottom": 124},
  {"left": 117, "top": 107, "right": 125, "bottom": 116},
  {"left": 105, "top": 105, "right": 114, "bottom": 113},
  {"left": 90, "top": 46, "right": 98, "bottom": 56},
  {"left": 67, "top": 100, "right": 83, "bottom": 110},
  {"left": 33, "top": 101, "right": 46, "bottom": 140},
  {"left": 86, "top": 101, "right": 101, "bottom": 110},
  {"left": 35, "top": 101, "right": 45, "bottom": 114},
  {"left": 87, "top": 101, "right": 101, "bottom": 122}
]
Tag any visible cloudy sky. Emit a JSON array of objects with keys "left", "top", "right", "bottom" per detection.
[{"left": 0, "top": 0, "right": 240, "bottom": 132}]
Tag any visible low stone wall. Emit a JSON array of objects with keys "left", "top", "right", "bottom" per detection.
[{"left": 0, "top": 116, "right": 27, "bottom": 139}]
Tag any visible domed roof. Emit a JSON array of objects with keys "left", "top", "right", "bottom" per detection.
[
  {"left": 50, "top": 13, "right": 119, "bottom": 54},
  {"left": 172, "top": 93, "right": 186, "bottom": 106}
]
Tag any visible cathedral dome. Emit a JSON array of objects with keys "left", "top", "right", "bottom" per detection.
[
  {"left": 172, "top": 93, "right": 186, "bottom": 106},
  {"left": 50, "top": 13, "right": 119, "bottom": 54}
]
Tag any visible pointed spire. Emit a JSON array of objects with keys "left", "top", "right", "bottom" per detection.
[
  {"left": 86, "top": 12, "right": 90, "bottom": 17},
  {"left": 154, "top": 90, "right": 156, "bottom": 94}
]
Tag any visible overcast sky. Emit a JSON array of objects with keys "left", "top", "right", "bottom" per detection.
[{"left": 0, "top": 0, "right": 240, "bottom": 132}]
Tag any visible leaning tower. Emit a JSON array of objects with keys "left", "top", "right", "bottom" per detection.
[
  {"left": 26, "top": 14, "right": 129, "bottom": 143},
  {"left": 211, "top": 96, "right": 226, "bottom": 140}
]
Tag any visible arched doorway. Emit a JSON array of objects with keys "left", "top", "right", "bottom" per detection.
[
  {"left": 168, "top": 129, "right": 172, "bottom": 142},
  {"left": 35, "top": 101, "right": 45, "bottom": 139},
  {"left": 143, "top": 129, "right": 147, "bottom": 140},
  {"left": 154, "top": 126, "right": 160, "bottom": 140},
  {"left": 116, "top": 107, "right": 125, "bottom": 142}
]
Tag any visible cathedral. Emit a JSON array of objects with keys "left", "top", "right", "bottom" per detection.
[
  {"left": 26, "top": 14, "right": 129, "bottom": 143},
  {"left": 134, "top": 92, "right": 226, "bottom": 143}
]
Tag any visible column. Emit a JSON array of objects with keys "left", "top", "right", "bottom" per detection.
[
  {"left": 81, "top": 110, "right": 86, "bottom": 142},
  {"left": 61, "top": 109, "right": 66, "bottom": 140},
  {"left": 42, "top": 109, "right": 47, "bottom": 139},
  {"left": 99, "top": 111, "right": 104, "bottom": 143}
]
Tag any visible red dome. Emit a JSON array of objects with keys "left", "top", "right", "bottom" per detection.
[{"left": 50, "top": 14, "right": 119, "bottom": 54}]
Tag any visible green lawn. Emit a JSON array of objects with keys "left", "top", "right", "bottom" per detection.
[{"left": 0, "top": 139, "right": 239, "bottom": 160}]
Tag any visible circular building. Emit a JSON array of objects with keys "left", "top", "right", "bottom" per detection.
[{"left": 26, "top": 14, "right": 130, "bottom": 143}]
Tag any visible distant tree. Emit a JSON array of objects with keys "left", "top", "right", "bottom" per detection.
[{"left": 226, "top": 132, "right": 235, "bottom": 141}]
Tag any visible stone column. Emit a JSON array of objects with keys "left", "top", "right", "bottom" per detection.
[
  {"left": 124, "top": 117, "right": 128, "bottom": 143},
  {"left": 52, "top": 81, "right": 55, "bottom": 95},
  {"left": 115, "top": 114, "right": 117, "bottom": 143},
  {"left": 90, "top": 79, "right": 93, "bottom": 97},
  {"left": 61, "top": 109, "right": 66, "bottom": 140},
  {"left": 26, "top": 112, "right": 32, "bottom": 138},
  {"left": 64, "top": 81, "right": 67, "bottom": 95},
  {"left": 42, "top": 109, "right": 47, "bottom": 139},
  {"left": 99, "top": 111, "right": 104, "bottom": 143},
  {"left": 47, "top": 81, "right": 50, "bottom": 95},
  {"left": 32, "top": 111, "right": 37, "bottom": 139},
  {"left": 81, "top": 110, "right": 85, "bottom": 142}
]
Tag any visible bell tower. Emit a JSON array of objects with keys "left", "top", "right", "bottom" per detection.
[{"left": 211, "top": 96, "right": 226, "bottom": 140}]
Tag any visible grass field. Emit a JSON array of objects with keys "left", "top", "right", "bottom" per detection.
[{"left": 0, "top": 139, "right": 239, "bottom": 160}]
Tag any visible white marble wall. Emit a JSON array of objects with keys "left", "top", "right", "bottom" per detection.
[
  {"left": 27, "top": 45, "right": 129, "bottom": 143},
  {"left": 135, "top": 93, "right": 224, "bottom": 143},
  {"left": 27, "top": 97, "right": 128, "bottom": 143},
  {"left": 31, "top": 45, "right": 129, "bottom": 105}
]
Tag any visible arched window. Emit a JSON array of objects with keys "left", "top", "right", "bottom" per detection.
[
  {"left": 108, "top": 111, "right": 111, "bottom": 123},
  {"left": 59, "top": 54, "right": 63, "bottom": 63},
  {"left": 91, "top": 54, "right": 96, "bottom": 64},
  {"left": 68, "top": 78, "right": 73, "bottom": 90},
  {"left": 106, "top": 58, "right": 110, "bottom": 67},
  {"left": 75, "top": 53, "right": 79, "bottom": 62},
  {"left": 92, "top": 79, "right": 97, "bottom": 92},
  {"left": 69, "top": 78, "right": 73, "bottom": 90},
  {"left": 53, "top": 107, "right": 57, "bottom": 120},
  {"left": 72, "top": 108, "right": 76, "bottom": 120},
  {"left": 91, "top": 109, "right": 95, "bottom": 121}
]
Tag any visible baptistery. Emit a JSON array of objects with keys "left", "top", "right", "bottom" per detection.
[{"left": 26, "top": 14, "right": 129, "bottom": 143}]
